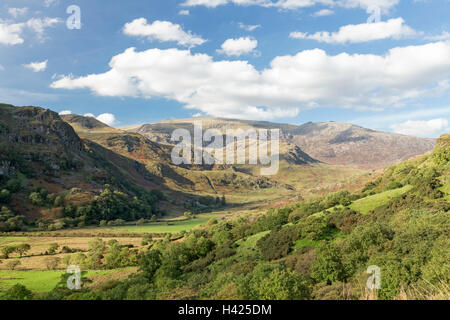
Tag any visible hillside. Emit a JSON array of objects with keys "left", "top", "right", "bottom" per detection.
[
  {"left": 126, "top": 118, "right": 435, "bottom": 170},
  {"left": 13, "top": 131, "right": 447, "bottom": 300},
  {"left": 64, "top": 114, "right": 372, "bottom": 209},
  {"left": 0, "top": 104, "right": 169, "bottom": 230},
  {"left": 292, "top": 122, "right": 435, "bottom": 170}
]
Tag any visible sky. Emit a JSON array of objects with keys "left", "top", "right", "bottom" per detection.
[{"left": 1, "top": 0, "right": 450, "bottom": 137}]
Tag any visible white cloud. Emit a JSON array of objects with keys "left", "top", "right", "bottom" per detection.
[
  {"left": 425, "top": 31, "right": 450, "bottom": 41},
  {"left": 8, "top": 7, "right": 28, "bottom": 18},
  {"left": 23, "top": 60, "right": 48, "bottom": 72},
  {"left": 218, "top": 37, "right": 258, "bottom": 56},
  {"left": 181, "top": 0, "right": 399, "bottom": 12},
  {"left": 0, "top": 21, "right": 25, "bottom": 45},
  {"left": 0, "top": 17, "right": 61, "bottom": 45},
  {"left": 0, "top": 65, "right": 4, "bottom": 71},
  {"left": 44, "top": 0, "right": 59, "bottom": 7},
  {"left": 26, "top": 17, "right": 62, "bottom": 40},
  {"left": 123, "top": 18, "right": 206, "bottom": 47},
  {"left": 179, "top": 10, "right": 190, "bottom": 15},
  {"left": 312, "top": 9, "right": 334, "bottom": 17},
  {"left": 96, "top": 113, "right": 117, "bottom": 126},
  {"left": 391, "top": 118, "right": 449, "bottom": 137},
  {"left": 290, "top": 18, "right": 418, "bottom": 44},
  {"left": 59, "top": 110, "right": 72, "bottom": 115},
  {"left": 84, "top": 113, "right": 95, "bottom": 117},
  {"left": 238, "top": 22, "right": 261, "bottom": 31},
  {"left": 50, "top": 41, "right": 450, "bottom": 120},
  {"left": 182, "top": 0, "right": 229, "bottom": 7}
]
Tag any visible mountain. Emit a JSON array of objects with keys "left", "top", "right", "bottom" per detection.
[
  {"left": 63, "top": 113, "right": 373, "bottom": 209},
  {"left": 61, "top": 114, "right": 172, "bottom": 164},
  {"left": 290, "top": 121, "right": 436, "bottom": 170},
  {"left": 126, "top": 118, "right": 435, "bottom": 170},
  {"left": 0, "top": 104, "right": 169, "bottom": 228}
]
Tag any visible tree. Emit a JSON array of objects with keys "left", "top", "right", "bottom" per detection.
[
  {"left": 0, "top": 189, "right": 11, "bottom": 203},
  {"left": 311, "top": 242, "right": 350, "bottom": 284},
  {"left": 6, "top": 179, "right": 21, "bottom": 193},
  {"left": 184, "top": 211, "right": 193, "bottom": 219},
  {"left": 45, "top": 257, "right": 61, "bottom": 270},
  {"left": 221, "top": 195, "right": 226, "bottom": 206},
  {"left": 16, "top": 243, "right": 31, "bottom": 257},
  {"left": 254, "top": 268, "right": 310, "bottom": 300},
  {"left": 4, "top": 284, "right": 33, "bottom": 300},
  {"left": 54, "top": 195, "right": 63, "bottom": 207},
  {"left": 1, "top": 245, "right": 16, "bottom": 259},
  {"left": 47, "top": 243, "right": 59, "bottom": 255},
  {"left": 139, "top": 249, "right": 162, "bottom": 280},
  {"left": 6, "top": 260, "right": 21, "bottom": 270},
  {"left": 29, "top": 192, "right": 44, "bottom": 206}
]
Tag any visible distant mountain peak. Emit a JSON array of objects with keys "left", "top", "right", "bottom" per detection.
[{"left": 124, "top": 117, "right": 436, "bottom": 170}]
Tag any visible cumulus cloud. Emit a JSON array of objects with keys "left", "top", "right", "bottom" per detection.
[
  {"left": 312, "top": 9, "right": 334, "bottom": 17},
  {"left": 8, "top": 7, "right": 28, "bottom": 18},
  {"left": 238, "top": 22, "right": 261, "bottom": 31},
  {"left": 218, "top": 37, "right": 258, "bottom": 56},
  {"left": 290, "top": 18, "right": 418, "bottom": 44},
  {"left": 123, "top": 18, "right": 206, "bottom": 47},
  {"left": 23, "top": 60, "right": 48, "bottom": 72},
  {"left": 391, "top": 118, "right": 449, "bottom": 137},
  {"left": 84, "top": 113, "right": 95, "bottom": 117},
  {"left": 96, "top": 113, "right": 117, "bottom": 126},
  {"left": 0, "top": 17, "right": 61, "bottom": 45},
  {"left": 181, "top": 0, "right": 399, "bottom": 12},
  {"left": 50, "top": 41, "right": 450, "bottom": 120},
  {"left": 59, "top": 110, "right": 72, "bottom": 115}
]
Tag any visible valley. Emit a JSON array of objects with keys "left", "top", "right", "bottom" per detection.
[{"left": 0, "top": 104, "right": 448, "bottom": 300}]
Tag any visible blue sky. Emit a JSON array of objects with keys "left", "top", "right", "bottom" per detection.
[{"left": 1, "top": 0, "right": 450, "bottom": 137}]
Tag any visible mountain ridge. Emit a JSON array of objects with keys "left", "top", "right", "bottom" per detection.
[{"left": 123, "top": 117, "right": 435, "bottom": 170}]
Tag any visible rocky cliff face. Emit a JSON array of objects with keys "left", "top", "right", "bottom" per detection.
[{"left": 1, "top": 105, "right": 84, "bottom": 152}]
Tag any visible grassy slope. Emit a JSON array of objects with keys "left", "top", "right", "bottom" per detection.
[
  {"left": 110, "top": 218, "right": 211, "bottom": 234},
  {"left": 350, "top": 185, "right": 414, "bottom": 214},
  {"left": 0, "top": 269, "right": 126, "bottom": 293}
]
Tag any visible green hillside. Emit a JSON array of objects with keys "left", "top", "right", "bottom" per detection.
[{"left": 22, "top": 133, "right": 447, "bottom": 300}]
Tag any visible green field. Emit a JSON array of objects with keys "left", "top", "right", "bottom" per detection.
[
  {"left": 349, "top": 185, "right": 413, "bottom": 214},
  {"left": 0, "top": 237, "right": 28, "bottom": 243},
  {"left": 0, "top": 269, "right": 123, "bottom": 293},
  {"left": 109, "top": 218, "right": 210, "bottom": 234}
]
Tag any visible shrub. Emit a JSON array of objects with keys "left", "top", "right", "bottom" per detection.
[
  {"left": 45, "top": 257, "right": 61, "bottom": 270},
  {"left": 6, "top": 179, "right": 21, "bottom": 193},
  {"left": 15, "top": 243, "right": 31, "bottom": 257},
  {"left": 3, "top": 284, "right": 33, "bottom": 300},
  {"left": 257, "top": 226, "right": 298, "bottom": 261},
  {"left": 298, "top": 216, "right": 328, "bottom": 240},
  {"left": 6, "top": 260, "right": 21, "bottom": 270},
  {"left": 47, "top": 243, "right": 59, "bottom": 255},
  {"left": 0, "top": 189, "right": 11, "bottom": 203}
]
